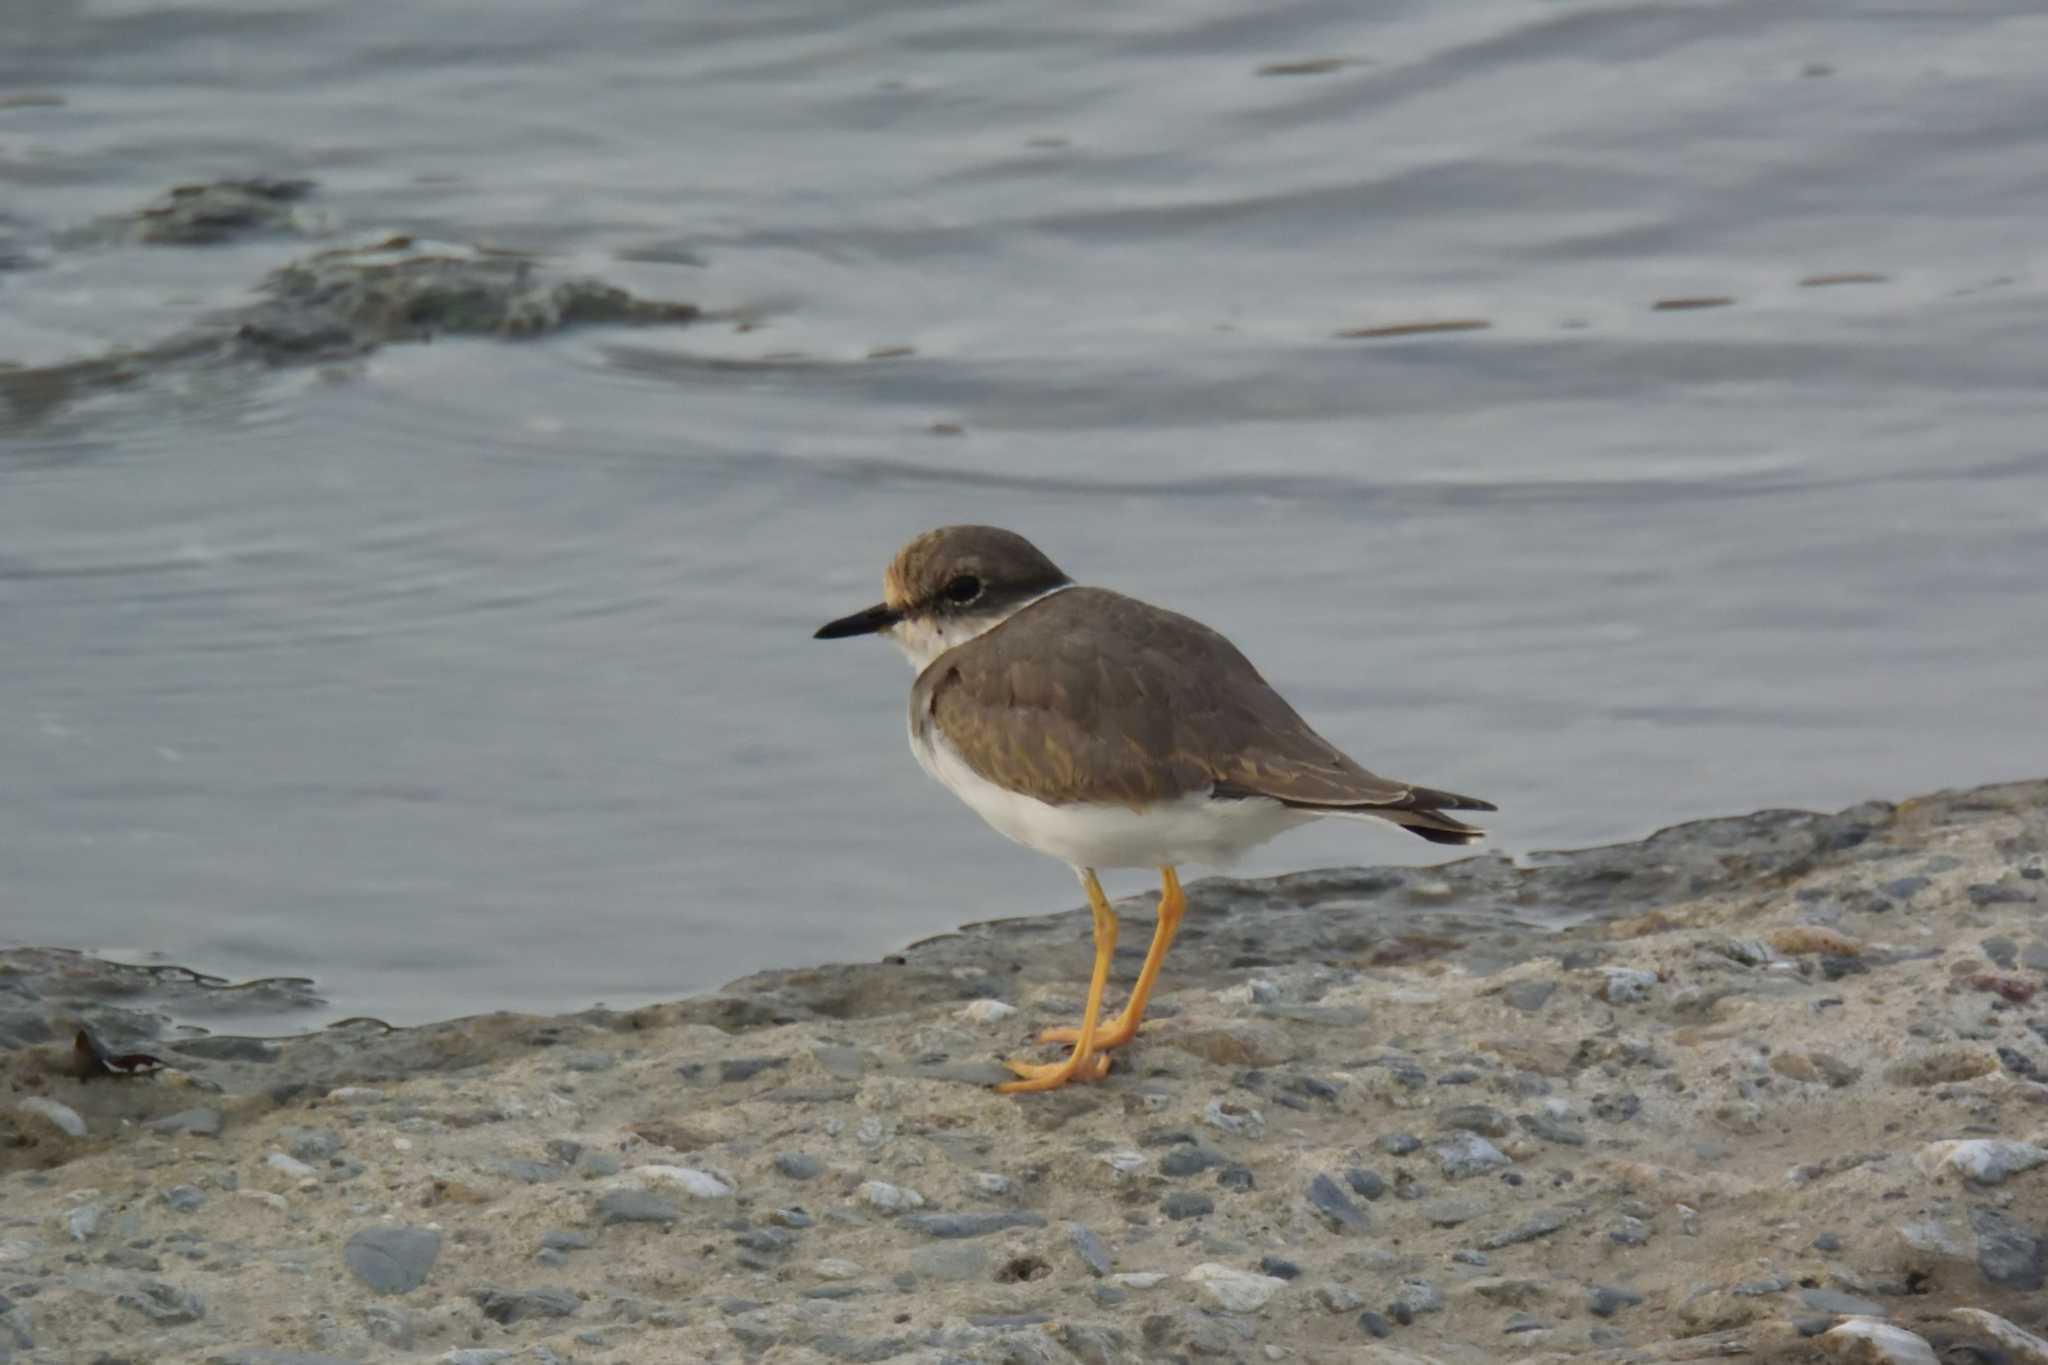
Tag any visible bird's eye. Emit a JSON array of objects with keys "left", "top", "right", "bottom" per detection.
[{"left": 942, "top": 574, "right": 983, "bottom": 605}]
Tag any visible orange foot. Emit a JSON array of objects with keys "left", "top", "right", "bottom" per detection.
[{"left": 995, "top": 1047, "right": 1111, "bottom": 1093}]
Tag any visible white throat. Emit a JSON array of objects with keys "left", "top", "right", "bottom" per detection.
[{"left": 887, "top": 584, "right": 1073, "bottom": 672}]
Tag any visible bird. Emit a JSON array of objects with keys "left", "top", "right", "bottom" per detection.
[{"left": 814, "top": 525, "right": 1494, "bottom": 1092}]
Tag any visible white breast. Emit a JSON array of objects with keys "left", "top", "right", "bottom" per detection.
[{"left": 908, "top": 721, "right": 1316, "bottom": 871}]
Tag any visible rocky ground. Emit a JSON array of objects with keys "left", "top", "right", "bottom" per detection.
[{"left": 4, "top": 779, "right": 2047, "bottom": 1365}]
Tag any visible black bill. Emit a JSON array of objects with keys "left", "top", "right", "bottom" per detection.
[{"left": 814, "top": 602, "right": 902, "bottom": 639}]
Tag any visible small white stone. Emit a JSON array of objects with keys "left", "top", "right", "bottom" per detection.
[
  {"left": 1914, "top": 1139, "right": 2048, "bottom": 1185},
  {"left": 958, "top": 999, "right": 1017, "bottom": 1024},
  {"left": 1111, "top": 1272, "right": 1168, "bottom": 1289},
  {"left": 1601, "top": 967, "right": 1659, "bottom": 1003},
  {"left": 237, "top": 1190, "right": 290, "bottom": 1211},
  {"left": 1203, "top": 1097, "right": 1265, "bottom": 1137},
  {"left": 265, "top": 1152, "right": 319, "bottom": 1180},
  {"left": 65, "top": 1206, "right": 102, "bottom": 1241},
  {"left": 970, "top": 1171, "right": 1010, "bottom": 1195},
  {"left": 1185, "top": 1262, "right": 1288, "bottom": 1313},
  {"left": 1820, "top": 1317, "right": 1939, "bottom": 1365},
  {"left": 634, "top": 1165, "right": 735, "bottom": 1199},
  {"left": 393, "top": 1137, "right": 414, "bottom": 1151},
  {"left": 1099, "top": 1150, "right": 1146, "bottom": 1174},
  {"left": 18, "top": 1097, "right": 87, "bottom": 1138},
  {"left": 815, "top": 1258, "right": 862, "bottom": 1280},
  {"left": 856, "top": 1180, "right": 925, "bottom": 1212}
]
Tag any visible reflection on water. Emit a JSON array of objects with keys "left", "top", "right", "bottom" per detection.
[{"left": 1, "top": 0, "right": 2044, "bottom": 1029}]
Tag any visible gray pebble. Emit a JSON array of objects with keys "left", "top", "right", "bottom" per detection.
[
  {"left": 1883, "top": 876, "right": 1931, "bottom": 901},
  {"left": 720, "top": 1055, "right": 787, "bottom": 1083},
  {"left": 160, "top": 1185, "right": 207, "bottom": 1213},
  {"left": 1610, "top": 1216, "right": 1652, "bottom": 1246},
  {"left": 1481, "top": 1208, "right": 1570, "bottom": 1249},
  {"left": 344, "top": 1225, "right": 442, "bottom": 1294},
  {"left": 1423, "top": 1200, "right": 1481, "bottom": 1229},
  {"left": 281, "top": 1125, "right": 343, "bottom": 1162},
  {"left": 1517, "top": 1112, "right": 1585, "bottom": 1146},
  {"left": 1162, "top": 1191, "right": 1214, "bottom": 1220},
  {"left": 900, "top": 1211, "right": 1047, "bottom": 1239},
  {"left": 1358, "top": 1310, "right": 1391, "bottom": 1337},
  {"left": 1440, "top": 1104, "right": 1510, "bottom": 1137},
  {"left": 1216, "top": 1165, "right": 1255, "bottom": 1192},
  {"left": 482, "top": 1157, "right": 563, "bottom": 1184},
  {"left": 102, "top": 1247, "right": 162, "bottom": 1271},
  {"left": 66, "top": 1205, "right": 102, "bottom": 1241},
  {"left": 1067, "top": 1222, "right": 1112, "bottom": 1277},
  {"left": 599, "top": 1190, "right": 679, "bottom": 1226},
  {"left": 360, "top": 1306, "right": 412, "bottom": 1348},
  {"left": 534, "top": 1248, "right": 567, "bottom": 1268},
  {"left": 1306, "top": 1173, "right": 1368, "bottom": 1233},
  {"left": 472, "top": 1286, "right": 579, "bottom": 1324},
  {"left": 1588, "top": 1285, "right": 1643, "bottom": 1317},
  {"left": 1377, "top": 1133, "right": 1422, "bottom": 1156},
  {"left": 1811, "top": 1232, "right": 1842, "bottom": 1253},
  {"left": 1259, "top": 1256, "right": 1301, "bottom": 1280},
  {"left": 1159, "top": 1145, "right": 1226, "bottom": 1177},
  {"left": 1982, "top": 936, "right": 2019, "bottom": 968},
  {"left": 1433, "top": 1132, "right": 1511, "bottom": 1180},
  {"left": 1503, "top": 980, "right": 1557, "bottom": 1012},
  {"left": 1316, "top": 1284, "right": 1364, "bottom": 1313},
  {"left": 1503, "top": 1314, "right": 1551, "bottom": 1334},
  {"left": 774, "top": 1152, "right": 824, "bottom": 1181},
  {"left": 1344, "top": 1168, "right": 1386, "bottom": 1200},
  {"left": 1390, "top": 1279, "right": 1442, "bottom": 1317},
  {"left": 1451, "top": 1249, "right": 1488, "bottom": 1265},
  {"left": 1971, "top": 1205, "right": 2044, "bottom": 1290}
]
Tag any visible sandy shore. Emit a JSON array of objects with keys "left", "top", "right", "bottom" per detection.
[{"left": 4, "top": 780, "right": 2046, "bottom": 1364}]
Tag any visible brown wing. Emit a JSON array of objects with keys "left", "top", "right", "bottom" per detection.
[{"left": 912, "top": 587, "right": 1492, "bottom": 817}]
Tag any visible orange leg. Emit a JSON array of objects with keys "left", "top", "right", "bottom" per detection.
[
  {"left": 997, "top": 869, "right": 1118, "bottom": 1092},
  {"left": 1038, "top": 866, "right": 1185, "bottom": 1052}
]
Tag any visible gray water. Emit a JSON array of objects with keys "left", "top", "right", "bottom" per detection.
[{"left": 4, "top": 0, "right": 2045, "bottom": 1033}]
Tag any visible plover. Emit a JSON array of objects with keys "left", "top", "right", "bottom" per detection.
[{"left": 815, "top": 525, "right": 1494, "bottom": 1092}]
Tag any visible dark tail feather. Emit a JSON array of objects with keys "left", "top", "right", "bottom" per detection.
[
  {"left": 1404, "top": 785, "right": 1497, "bottom": 813},
  {"left": 1402, "top": 822, "right": 1484, "bottom": 846},
  {"left": 1272, "top": 798, "right": 1491, "bottom": 846}
]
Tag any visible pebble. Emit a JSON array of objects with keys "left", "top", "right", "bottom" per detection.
[
  {"left": 1315, "top": 1284, "right": 1364, "bottom": 1312},
  {"left": 1305, "top": 1173, "right": 1368, "bottom": 1233},
  {"left": 1162, "top": 1191, "right": 1214, "bottom": 1220},
  {"left": 774, "top": 1152, "right": 824, "bottom": 1181},
  {"left": 1433, "top": 1132, "right": 1511, "bottom": 1180},
  {"left": 1067, "top": 1222, "right": 1112, "bottom": 1277},
  {"left": 18, "top": 1097, "right": 87, "bottom": 1138},
  {"left": 327, "top": 1085, "right": 385, "bottom": 1103},
  {"left": 146, "top": 1107, "right": 224, "bottom": 1137},
  {"left": 1259, "top": 1256, "right": 1301, "bottom": 1280},
  {"left": 1969, "top": 1206, "right": 2044, "bottom": 1290},
  {"left": 1344, "top": 1168, "right": 1387, "bottom": 1200},
  {"left": 958, "top": 998, "right": 1016, "bottom": 1023},
  {"left": 161, "top": 1184, "right": 208, "bottom": 1212},
  {"left": 1502, "top": 979, "right": 1557, "bottom": 1012},
  {"left": 117, "top": 1279, "right": 206, "bottom": 1324},
  {"left": 1390, "top": 1280, "right": 1443, "bottom": 1317},
  {"left": 1600, "top": 967, "right": 1659, "bottom": 1003},
  {"left": 971, "top": 1171, "right": 1012, "bottom": 1195},
  {"left": 1111, "top": 1272, "right": 1167, "bottom": 1289},
  {"left": 1949, "top": 1307, "right": 2048, "bottom": 1363},
  {"left": 1216, "top": 1165, "right": 1255, "bottom": 1192},
  {"left": 265, "top": 1152, "right": 319, "bottom": 1180},
  {"left": 344, "top": 1225, "right": 443, "bottom": 1294},
  {"left": 1203, "top": 1097, "right": 1265, "bottom": 1136},
  {"left": 472, "top": 1286, "right": 579, "bottom": 1324},
  {"left": 1481, "top": 1208, "right": 1571, "bottom": 1249},
  {"left": 1185, "top": 1262, "right": 1288, "bottom": 1312},
  {"left": 1440, "top": 1104, "right": 1511, "bottom": 1137},
  {"left": 1914, "top": 1139, "right": 2048, "bottom": 1185},
  {"left": 598, "top": 1190, "right": 678, "bottom": 1226},
  {"left": 66, "top": 1204, "right": 103, "bottom": 1241},
  {"left": 857, "top": 1180, "right": 926, "bottom": 1212},
  {"left": 1589, "top": 1285, "right": 1644, "bottom": 1316},
  {"left": 901, "top": 1211, "right": 1046, "bottom": 1239},
  {"left": 814, "top": 1258, "right": 862, "bottom": 1280},
  {"left": 1377, "top": 1133, "right": 1422, "bottom": 1156},
  {"left": 634, "top": 1164, "right": 735, "bottom": 1199},
  {"left": 1159, "top": 1145, "right": 1227, "bottom": 1177},
  {"left": 1819, "top": 1318, "right": 1938, "bottom": 1365}
]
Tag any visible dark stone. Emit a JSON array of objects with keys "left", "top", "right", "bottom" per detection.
[
  {"left": 1344, "top": 1168, "right": 1387, "bottom": 1200},
  {"left": 159, "top": 1186, "right": 206, "bottom": 1213},
  {"left": 720, "top": 1056, "right": 789, "bottom": 1084},
  {"left": 1440, "top": 1105, "right": 1510, "bottom": 1137},
  {"left": 1435, "top": 1069, "right": 1481, "bottom": 1086},
  {"left": 472, "top": 1286, "right": 579, "bottom": 1324},
  {"left": 1882, "top": 876, "right": 1930, "bottom": 901},
  {"left": 1358, "top": 1311, "right": 1391, "bottom": 1338},
  {"left": 1591, "top": 1092, "right": 1641, "bottom": 1123},
  {"left": 774, "top": 1152, "right": 824, "bottom": 1181},
  {"left": 1517, "top": 1112, "right": 1585, "bottom": 1146},
  {"left": 1811, "top": 1233, "right": 1842, "bottom": 1253},
  {"left": 1159, "top": 1145, "right": 1227, "bottom": 1178},
  {"left": 1971, "top": 1206, "right": 2044, "bottom": 1290},
  {"left": 1997, "top": 1046, "right": 2039, "bottom": 1078},
  {"left": 734, "top": 1229, "right": 792, "bottom": 1255},
  {"left": 1820, "top": 955, "right": 1867, "bottom": 980},
  {"left": 900, "top": 1211, "right": 1047, "bottom": 1239},
  {"left": 1377, "top": 1133, "right": 1422, "bottom": 1156},
  {"left": 1161, "top": 1192, "right": 1214, "bottom": 1221},
  {"left": 1259, "top": 1256, "right": 1300, "bottom": 1281},
  {"left": 1215, "top": 1166, "right": 1254, "bottom": 1193},
  {"left": 1306, "top": 1174, "right": 1369, "bottom": 1233},
  {"left": 1969, "top": 881, "right": 2035, "bottom": 905},
  {"left": 1503, "top": 1314, "right": 1551, "bottom": 1334},
  {"left": 1480, "top": 1209, "right": 1570, "bottom": 1249},
  {"left": 1067, "top": 1223, "right": 1111, "bottom": 1277},
  {"left": 1588, "top": 1285, "right": 1643, "bottom": 1317},
  {"left": 282, "top": 1127, "right": 342, "bottom": 1162},
  {"left": 1982, "top": 936, "right": 2019, "bottom": 968},
  {"left": 343, "top": 1226, "right": 442, "bottom": 1294},
  {"left": 598, "top": 1190, "right": 679, "bottom": 1227}
]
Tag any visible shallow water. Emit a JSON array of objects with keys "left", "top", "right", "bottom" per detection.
[{"left": 3, "top": 0, "right": 2045, "bottom": 1032}]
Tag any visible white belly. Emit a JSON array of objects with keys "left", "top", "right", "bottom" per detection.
[{"left": 910, "top": 722, "right": 1317, "bottom": 870}]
